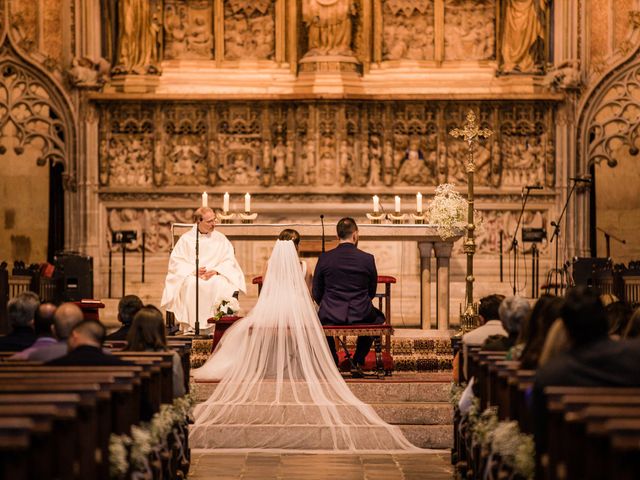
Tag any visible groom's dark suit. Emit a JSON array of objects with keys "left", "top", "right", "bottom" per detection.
[{"left": 312, "top": 242, "right": 385, "bottom": 366}]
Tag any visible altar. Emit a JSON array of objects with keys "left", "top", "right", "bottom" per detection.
[{"left": 174, "top": 222, "right": 460, "bottom": 330}]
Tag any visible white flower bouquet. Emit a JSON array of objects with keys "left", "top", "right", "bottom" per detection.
[
  {"left": 213, "top": 297, "right": 240, "bottom": 320},
  {"left": 427, "top": 183, "right": 481, "bottom": 240}
]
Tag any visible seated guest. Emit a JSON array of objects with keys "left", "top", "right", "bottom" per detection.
[
  {"left": 47, "top": 319, "right": 133, "bottom": 366},
  {"left": 623, "top": 306, "right": 640, "bottom": 339},
  {"left": 538, "top": 317, "right": 571, "bottom": 366},
  {"left": 519, "top": 295, "right": 564, "bottom": 369},
  {"left": 312, "top": 217, "right": 384, "bottom": 375},
  {"left": 0, "top": 291, "right": 39, "bottom": 351},
  {"left": 461, "top": 294, "right": 506, "bottom": 379},
  {"left": 533, "top": 287, "right": 640, "bottom": 457},
  {"left": 10, "top": 303, "right": 57, "bottom": 359},
  {"left": 106, "top": 294, "right": 143, "bottom": 341},
  {"left": 605, "top": 300, "right": 632, "bottom": 339},
  {"left": 483, "top": 296, "right": 531, "bottom": 356},
  {"left": 27, "top": 302, "right": 84, "bottom": 362},
  {"left": 125, "top": 305, "right": 186, "bottom": 397}
]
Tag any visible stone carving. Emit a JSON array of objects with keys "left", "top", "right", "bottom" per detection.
[
  {"left": 500, "top": 0, "right": 548, "bottom": 73},
  {"left": 383, "top": 1, "right": 435, "bottom": 61},
  {"left": 0, "top": 53, "right": 69, "bottom": 168},
  {"left": 444, "top": 0, "right": 495, "bottom": 61},
  {"left": 542, "top": 60, "right": 582, "bottom": 90},
  {"left": 303, "top": 0, "right": 358, "bottom": 57},
  {"left": 224, "top": 0, "right": 275, "bottom": 60},
  {"left": 164, "top": 1, "right": 214, "bottom": 60},
  {"left": 98, "top": 101, "right": 553, "bottom": 189},
  {"left": 68, "top": 57, "right": 111, "bottom": 88},
  {"left": 113, "top": 0, "right": 161, "bottom": 75}
]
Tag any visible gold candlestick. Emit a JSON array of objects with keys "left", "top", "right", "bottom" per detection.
[
  {"left": 387, "top": 213, "right": 407, "bottom": 224},
  {"left": 218, "top": 212, "right": 235, "bottom": 224},
  {"left": 411, "top": 212, "right": 428, "bottom": 224},
  {"left": 239, "top": 212, "right": 258, "bottom": 224},
  {"left": 366, "top": 212, "right": 386, "bottom": 224}
]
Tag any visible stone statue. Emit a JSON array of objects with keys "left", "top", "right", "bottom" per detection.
[
  {"left": 338, "top": 140, "right": 354, "bottom": 185},
  {"left": 501, "top": 0, "right": 548, "bottom": 73},
  {"left": 303, "top": 0, "right": 358, "bottom": 57},
  {"left": 272, "top": 138, "right": 287, "bottom": 184},
  {"left": 397, "top": 144, "right": 429, "bottom": 186},
  {"left": 115, "top": 0, "right": 160, "bottom": 74}
]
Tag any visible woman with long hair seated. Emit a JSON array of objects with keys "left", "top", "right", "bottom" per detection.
[{"left": 125, "top": 305, "right": 186, "bottom": 398}]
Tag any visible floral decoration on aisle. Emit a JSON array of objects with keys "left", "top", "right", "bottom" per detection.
[{"left": 427, "top": 183, "right": 482, "bottom": 240}]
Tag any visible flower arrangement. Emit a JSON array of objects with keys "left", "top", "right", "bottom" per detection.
[
  {"left": 449, "top": 382, "right": 467, "bottom": 406},
  {"left": 427, "top": 183, "right": 481, "bottom": 240},
  {"left": 212, "top": 297, "right": 240, "bottom": 320},
  {"left": 491, "top": 421, "right": 535, "bottom": 479}
]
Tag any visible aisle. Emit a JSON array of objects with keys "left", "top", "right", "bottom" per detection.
[{"left": 188, "top": 451, "right": 453, "bottom": 479}]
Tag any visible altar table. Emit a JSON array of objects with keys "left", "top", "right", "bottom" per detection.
[{"left": 172, "top": 223, "right": 460, "bottom": 330}]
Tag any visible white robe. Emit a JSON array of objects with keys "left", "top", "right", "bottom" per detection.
[{"left": 161, "top": 227, "right": 246, "bottom": 330}]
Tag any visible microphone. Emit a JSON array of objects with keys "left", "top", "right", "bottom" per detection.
[
  {"left": 320, "top": 214, "right": 325, "bottom": 253},
  {"left": 569, "top": 176, "right": 591, "bottom": 183}
]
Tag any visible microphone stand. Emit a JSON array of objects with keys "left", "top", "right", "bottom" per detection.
[
  {"left": 548, "top": 180, "right": 580, "bottom": 296},
  {"left": 596, "top": 226, "right": 626, "bottom": 258},
  {"left": 509, "top": 187, "right": 534, "bottom": 295},
  {"left": 195, "top": 223, "right": 200, "bottom": 336},
  {"left": 320, "top": 214, "right": 325, "bottom": 253}
]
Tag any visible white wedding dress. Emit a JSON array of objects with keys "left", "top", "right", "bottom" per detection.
[{"left": 190, "top": 240, "right": 418, "bottom": 451}]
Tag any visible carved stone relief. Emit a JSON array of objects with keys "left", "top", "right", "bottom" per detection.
[
  {"left": 224, "top": 0, "right": 274, "bottom": 61},
  {"left": 98, "top": 101, "right": 554, "bottom": 190},
  {"left": 164, "top": 0, "right": 214, "bottom": 60},
  {"left": 444, "top": 0, "right": 495, "bottom": 61},
  {"left": 382, "top": 1, "right": 435, "bottom": 61}
]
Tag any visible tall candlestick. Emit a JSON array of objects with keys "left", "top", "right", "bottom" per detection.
[
  {"left": 395, "top": 195, "right": 401, "bottom": 213},
  {"left": 223, "top": 192, "right": 230, "bottom": 213},
  {"left": 416, "top": 192, "right": 422, "bottom": 213},
  {"left": 201, "top": 192, "right": 208, "bottom": 207},
  {"left": 373, "top": 195, "right": 380, "bottom": 213},
  {"left": 244, "top": 193, "right": 251, "bottom": 212}
]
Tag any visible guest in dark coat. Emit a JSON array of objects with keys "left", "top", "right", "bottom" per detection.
[
  {"left": 106, "top": 294, "right": 143, "bottom": 341},
  {"left": 533, "top": 287, "right": 640, "bottom": 458},
  {"left": 47, "top": 319, "right": 132, "bottom": 366},
  {"left": 312, "top": 217, "right": 384, "bottom": 370},
  {"left": 0, "top": 291, "right": 39, "bottom": 352}
]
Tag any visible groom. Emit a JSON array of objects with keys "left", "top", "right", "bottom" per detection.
[{"left": 312, "top": 217, "right": 385, "bottom": 372}]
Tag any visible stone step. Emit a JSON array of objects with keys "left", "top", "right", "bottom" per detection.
[
  {"left": 189, "top": 424, "right": 452, "bottom": 450},
  {"left": 194, "top": 379, "right": 451, "bottom": 404}
]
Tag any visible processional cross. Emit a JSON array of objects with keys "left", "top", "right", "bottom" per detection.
[{"left": 449, "top": 110, "right": 493, "bottom": 328}]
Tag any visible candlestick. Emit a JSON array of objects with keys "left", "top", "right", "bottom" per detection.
[
  {"left": 373, "top": 195, "right": 380, "bottom": 213},
  {"left": 395, "top": 195, "right": 401, "bottom": 213},
  {"left": 244, "top": 193, "right": 251, "bottom": 213},
  {"left": 223, "top": 192, "right": 230, "bottom": 213},
  {"left": 416, "top": 192, "right": 422, "bottom": 213},
  {"left": 201, "top": 192, "right": 208, "bottom": 207}
]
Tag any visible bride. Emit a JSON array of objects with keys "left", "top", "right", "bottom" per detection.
[{"left": 190, "top": 238, "right": 418, "bottom": 451}]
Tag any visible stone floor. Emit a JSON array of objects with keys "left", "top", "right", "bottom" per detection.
[{"left": 188, "top": 451, "right": 454, "bottom": 479}]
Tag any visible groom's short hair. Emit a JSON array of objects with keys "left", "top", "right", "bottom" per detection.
[{"left": 337, "top": 217, "right": 358, "bottom": 240}]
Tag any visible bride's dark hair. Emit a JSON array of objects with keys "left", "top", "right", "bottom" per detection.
[{"left": 277, "top": 228, "right": 300, "bottom": 247}]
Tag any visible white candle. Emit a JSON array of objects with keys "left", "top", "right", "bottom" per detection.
[
  {"left": 416, "top": 192, "right": 423, "bottom": 213},
  {"left": 244, "top": 193, "right": 251, "bottom": 213},
  {"left": 201, "top": 192, "right": 208, "bottom": 207},
  {"left": 373, "top": 195, "right": 380, "bottom": 213},
  {"left": 223, "top": 192, "right": 230, "bottom": 213},
  {"left": 395, "top": 195, "right": 401, "bottom": 213}
]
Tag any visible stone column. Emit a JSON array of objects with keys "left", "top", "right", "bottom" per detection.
[
  {"left": 418, "top": 241, "right": 433, "bottom": 330},
  {"left": 434, "top": 241, "right": 453, "bottom": 331}
]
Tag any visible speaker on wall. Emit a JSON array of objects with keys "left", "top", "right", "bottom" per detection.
[{"left": 53, "top": 252, "right": 93, "bottom": 302}]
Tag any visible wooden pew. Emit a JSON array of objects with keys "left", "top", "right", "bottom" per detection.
[
  {"left": 0, "top": 417, "right": 34, "bottom": 480},
  {"left": 113, "top": 351, "right": 176, "bottom": 404}
]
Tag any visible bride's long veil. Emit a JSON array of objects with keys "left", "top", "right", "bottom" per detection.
[{"left": 190, "top": 240, "right": 417, "bottom": 451}]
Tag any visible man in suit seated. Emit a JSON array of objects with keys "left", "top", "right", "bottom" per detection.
[
  {"left": 25, "top": 302, "right": 84, "bottom": 362},
  {"left": 312, "top": 217, "right": 384, "bottom": 376},
  {"left": 106, "top": 294, "right": 143, "bottom": 341},
  {"left": 47, "top": 319, "right": 132, "bottom": 366},
  {"left": 0, "top": 291, "right": 39, "bottom": 352}
]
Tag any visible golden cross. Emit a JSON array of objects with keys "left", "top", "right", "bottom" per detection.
[{"left": 449, "top": 110, "right": 493, "bottom": 146}]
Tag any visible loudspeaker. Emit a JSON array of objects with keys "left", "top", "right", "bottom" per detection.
[
  {"left": 571, "top": 257, "right": 610, "bottom": 288},
  {"left": 53, "top": 252, "right": 93, "bottom": 302}
]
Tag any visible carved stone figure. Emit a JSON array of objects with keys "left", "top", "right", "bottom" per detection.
[
  {"left": 338, "top": 140, "right": 355, "bottom": 185},
  {"left": 261, "top": 141, "right": 272, "bottom": 186},
  {"left": 68, "top": 57, "right": 110, "bottom": 87},
  {"left": 501, "top": 0, "right": 548, "bottom": 73},
  {"left": 303, "top": 139, "right": 316, "bottom": 184},
  {"left": 224, "top": 0, "right": 274, "bottom": 60},
  {"left": 383, "top": 139, "right": 394, "bottom": 185},
  {"left": 208, "top": 140, "right": 219, "bottom": 185},
  {"left": 443, "top": 0, "right": 495, "bottom": 61},
  {"left": 367, "top": 136, "right": 383, "bottom": 186},
  {"left": 397, "top": 147, "right": 429, "bottom": 185},
  {"left": 383, "top": 2, "right": 435, "bottom": 61},
  {"left": 188, "top": 16, "right": 213, "bottom": 56},
  {"left": 272, "top": 138, "right": 287, "bottom": 184},
  {"left": 114, "top": 0, "right": 160, "bottom": 75},
  {"left": 303, "top": 0, "right": 358, "bottom": 57}
]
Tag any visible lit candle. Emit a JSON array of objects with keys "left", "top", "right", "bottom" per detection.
[
  {"left": 223, "top": 192, "right": 230, "bottom": 213},
  {"left": 395, "top": 195, "right": 401, "bottom": 213},
  {"left": 416, "top": 192, "right": 422, "bottom": 213},
  {"left": 373, "top": 195, "right": 380, "bottom": 213},
  {"left": 201, "top": 192, "right": 208, "bottom": 207},
  {"left": 244, "top": 193, "right": 251, "bottom": 213}
]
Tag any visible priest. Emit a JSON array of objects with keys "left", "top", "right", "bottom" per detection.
[{"left": 161, "top": 207, "right": 246, "bottom": 332}]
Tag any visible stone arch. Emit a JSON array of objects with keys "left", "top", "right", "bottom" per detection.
[{"left": 0, "top": 22, "right": 77, "bottom": 259}]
